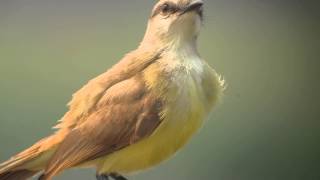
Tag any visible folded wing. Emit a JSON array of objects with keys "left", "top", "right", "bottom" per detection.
[{"left": 41, "top": 74, "right": 163, "bottom": 179}]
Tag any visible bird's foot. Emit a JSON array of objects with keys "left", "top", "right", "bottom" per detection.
[
  {"left": 96, "top": 174, "right": 109, "bottom": 180},
  {"left": 96, "top": 173, "right": 127, "bottom": 180},
  {"left": 110, "top": 173, "right": 127, "bottom": 180}
]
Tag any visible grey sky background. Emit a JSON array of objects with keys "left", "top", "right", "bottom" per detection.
[{"left": 0, "top": 0, "right": 319, "bottom": 180}]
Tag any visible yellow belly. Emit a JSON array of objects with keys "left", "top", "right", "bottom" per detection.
[
  {"left": 98, "top": 114, "right": 203, "bottom": 174},
  {"left": 97, "top": 76, "right": 207, "bottom": 174}
]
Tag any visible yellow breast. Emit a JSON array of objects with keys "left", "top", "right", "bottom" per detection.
[{"left": 96, "top": 56, "right": 223, "bottom": 174}]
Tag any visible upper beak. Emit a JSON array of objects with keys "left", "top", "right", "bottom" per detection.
[{"left": 180, "top": 1, "right": 204, "bottom": 15}]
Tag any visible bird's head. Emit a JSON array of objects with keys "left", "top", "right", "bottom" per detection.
[{"left": 141, "top": 0, "right": 204, "bottom": 48}]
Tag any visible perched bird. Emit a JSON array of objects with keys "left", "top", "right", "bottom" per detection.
[{"left": 0, "top": 0, "right": 224, "bottom": 179}]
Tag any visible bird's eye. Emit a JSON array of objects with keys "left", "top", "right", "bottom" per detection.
[
  {"left": 160, "top": 3, "right": 177, "bottom": 16},
  {"left": 151, "top": 2, "right": 178, "bottom": 18},
  {"left": 161, "top": 3, "right": 171, "bottom": 14}
]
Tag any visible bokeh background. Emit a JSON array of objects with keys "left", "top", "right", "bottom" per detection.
[{"left": 0, "top": 0, "right": 319, "bottom": 179}]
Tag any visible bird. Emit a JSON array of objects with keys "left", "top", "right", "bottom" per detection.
[{"left": 0, "top": 0, "right": 225, "bottom": 179}]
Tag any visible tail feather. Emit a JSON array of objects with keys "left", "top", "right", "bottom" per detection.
[
  {"left": 0, "top": 147, "right": 40, "bottom": 174},
  {"left": 0, "top": 139, "right": 44, "bottom": 175},
  {"left": 0, "top": 170, "right": 39, "bottom": 180},
  {"left": 0, "top": 135, "right": 61, "bottom": 180}
]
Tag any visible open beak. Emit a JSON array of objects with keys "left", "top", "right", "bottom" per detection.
[{"left": 180, "top": 1, "right": 204, "bottom": 16}]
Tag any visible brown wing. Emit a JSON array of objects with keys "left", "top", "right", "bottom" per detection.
[
  {"left": 54, "top": 48, "right": 164, "bottom": 132},
  {"left": 41, "top": 75, "right": 163, "bottom": 179}
]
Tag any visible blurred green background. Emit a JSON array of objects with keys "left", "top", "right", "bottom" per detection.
[{"left": 0, "top": 0, "right": 319, "bottom": 179}]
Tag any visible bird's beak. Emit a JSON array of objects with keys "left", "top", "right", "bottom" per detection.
[{"left": 180, "top": 1, "right": 204, "bottom": 16}]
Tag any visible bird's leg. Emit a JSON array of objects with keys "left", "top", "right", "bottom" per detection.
[
  {"left": 110, "top": 173, "right": 128, "bottom": 180},
  {"left": 96, "top": 174, "right": 110, "bottom": 180}
]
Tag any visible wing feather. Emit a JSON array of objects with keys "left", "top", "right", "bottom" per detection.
[
  {"left": 54, "top": 48, "right": 164, "bottom": 131},
  {"left": 41, "top": 74, "right": 163, "bottom": 179}
]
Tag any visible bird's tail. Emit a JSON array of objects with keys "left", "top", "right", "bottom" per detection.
[
  {"left": 0, "top": 170, "right": 39, "bottom": 180},
  {"left": 0, "top": 135, "right": 60, "bottom": 180}
]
